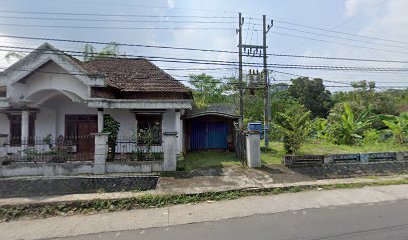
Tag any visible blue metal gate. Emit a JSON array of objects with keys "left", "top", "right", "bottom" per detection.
[{"left": 190, "top": 121, "right": 228, "bottom": 150}]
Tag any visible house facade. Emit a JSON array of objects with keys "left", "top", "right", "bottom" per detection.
[{"left": 0, "top": 43, "right": 192, "bottom": 158}]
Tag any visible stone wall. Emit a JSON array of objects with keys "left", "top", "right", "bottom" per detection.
[
  {"left": 292, "top": 161, "right": 408, "bottom": 179},
  {"left": 0, "top": 175, "right": 159, "bottom": 198}
]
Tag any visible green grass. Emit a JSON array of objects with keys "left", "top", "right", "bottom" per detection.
[
  {"left": 178, "top": 151, "right": 241, "bottom": 171},
  {"left": 2, "top": 177, "right": 408, "bottom": 222},
  {"left": 261, "top": 141, "right": 408, "bottom": 165}
]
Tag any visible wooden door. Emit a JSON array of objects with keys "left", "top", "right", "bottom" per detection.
[{"left": 77, "top": 121, "right": 97, "bottom": 154}]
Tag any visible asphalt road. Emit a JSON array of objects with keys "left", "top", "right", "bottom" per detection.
[{"left": 53, "top": 200, "right": 408, "bottom": 240}]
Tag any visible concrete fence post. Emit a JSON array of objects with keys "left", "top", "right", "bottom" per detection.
[
  {"left": 246, "top": 131, "right": 261, "bottom": 168},
  {"left": 0, "top": 134, "right": 7, "bottom": 177},
  {"left": 163, "top": 132, "right": 178, "bottom": 171},
  {"left": 92, "top": 132, "right": 109, "bottom": 174}
]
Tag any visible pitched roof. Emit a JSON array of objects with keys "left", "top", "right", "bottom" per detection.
[{"left": 82, "top": 58, "right": 190, "bottom": 93}]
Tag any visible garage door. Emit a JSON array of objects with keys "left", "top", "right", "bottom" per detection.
[{"left": 190, "top": 120, "right": 228, "bottom": 150}]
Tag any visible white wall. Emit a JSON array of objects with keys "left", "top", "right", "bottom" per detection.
[
  {"left": 8, "top": 62, "right": 89, "bottom": 102},
  {"left": 105, "top": 109, "right": 136, "bottom": 137},
  {"left": 38, "top": 94, "right": 96, "bottom": 137},
  {"left": 0, "top": 114, "right": 9, "bottom": 135}
]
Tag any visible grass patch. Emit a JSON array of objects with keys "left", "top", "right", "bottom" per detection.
[
  {"left": 178, "top": 151, "right": 240, "bottom": 171},
  {"left": 1, "top": 178, "right": 408, "bottom": 222},
  {"left": 261, "top": 141, "right": 407, "bottom": 165}
]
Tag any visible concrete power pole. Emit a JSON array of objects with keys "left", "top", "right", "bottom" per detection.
[
  {"left": 263, "top": 15, "right": 271, "bottom": 149},
  {"left": 238, "top": 12, "right": 244, "bottom": 128}
]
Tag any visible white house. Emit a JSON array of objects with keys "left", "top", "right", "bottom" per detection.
[{"left": 0, "top": 43, "right": 192, "bottom": 158}]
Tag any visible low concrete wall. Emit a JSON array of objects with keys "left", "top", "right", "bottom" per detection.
[
  {"left": 1, "top": 162, "right": 93, "bottom": 177},
  {"left": 106, "top": 161, "right": 164, "bottom": 173},
  {"left": 292, "top": 161, "right": 408, "bottom": 179},
  {"left": 1, "top": 160, "right": 165, "bottom": 178},
  {"left": 0, "top": 175, "right": 159, "bottom": 198},
  {"left": 285, "top": 151, "right": 408, "bottom": 167}
]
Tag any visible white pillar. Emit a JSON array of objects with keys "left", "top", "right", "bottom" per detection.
[
  {"left": 175, "top": 110, "right": 182, "bottom": 154},
  {"left": 97, "top": 108, "right": 104, "bottom": 133},
  {"left": 92, "top": 132, "right": 109, "bottom": 174},
  {"left": 21, "top": 109, "right": 29, "bottom": 151},
  {"left": 246, "top": 131, "right": 261, "bottom": 168},
  {"left": 0, "top": 134, "right": 8, "bottom": 171},
  {"left": 163, "top": 132, "right": 177, "bottom": 171}
]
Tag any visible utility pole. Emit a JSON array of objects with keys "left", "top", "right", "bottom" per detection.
[
  {"left": 263, "top": 15, "right": 270, "bottom": 149},
  {"left": 237, "top": 12, "right": 244, "bottom": 128},
  {"left": 238, "top": 14, "right": 272, "bottom": 142}
]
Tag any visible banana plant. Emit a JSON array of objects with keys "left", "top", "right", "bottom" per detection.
[
  {"left": 340, "top": 103, "right": 372, "bottom": 145},
  {"left": 379, "top": 112, "right": 408, "bottom": 144}
]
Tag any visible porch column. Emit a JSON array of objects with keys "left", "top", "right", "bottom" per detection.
[
  {"left": 21, "top": 109, "right": 29, "bottom": 152},
  {"left": 97, "top": 108, "right": 104, "bottom": 133},
  {"left": 175, "top": 110, "right": 182, "bottom": 154},
  {"left": 0, "top": 134, "right": 8, "bottom": 169},
  {"left": 163, "top": 132, "right": 177, "bottom": 171}
]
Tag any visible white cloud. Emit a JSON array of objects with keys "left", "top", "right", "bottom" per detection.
[
  {"left": 167, "top": 0, "right": 175, "bottom": 9},
  {"left": 344, "top": 0, "right": 383, "bottom": 17}
]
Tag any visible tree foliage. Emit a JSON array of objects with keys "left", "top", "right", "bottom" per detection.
[
  {"left": 103, "top": 115, "right": 120, "bottom": 161},
  {"left": 274, "top": 103, "right": 311, "bottom": 154},
  {"left": 288, "top": 77, "right": 333, "bottom": 118},
  {"left": 379, "top": 112, "right": 408, "bottom": 144},
  {"left": 189, "top": 74, "right": 229, "bottom": 108},
  {"left": 83, "top": 42, "right": 121, "bottom": 62}
]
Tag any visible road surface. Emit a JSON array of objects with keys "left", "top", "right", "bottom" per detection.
[{"left": 53, "top": 199, "right": 408, "bottom": 240}]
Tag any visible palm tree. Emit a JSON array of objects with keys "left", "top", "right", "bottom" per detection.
[
  {"left": 4, "top": 51, "right": 25, "bottom": 63},
  {"left": 83, "top": 42, "right": 120, "bottom": 62}
]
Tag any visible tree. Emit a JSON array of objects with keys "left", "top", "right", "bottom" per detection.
[
  {"left": 189, "top": 74, "right": 229, "bottom": 108},
  {"left": 83, "top": 42, "right": 121, "bottom": 62},
  {"left": 379, "top": 112, "right": 408, "bottom": 144},
  {"left": 4, "top": 51, "right": 24, "bottom": 63},
  {"left": 288, "top": 77, "right": 333, "bottom": 118},
  {"left": 274, "top": 103, "right": 311, "bottom": 154},
  {"left": 329, "top": 103, "right": 372, "bottom": 145}
]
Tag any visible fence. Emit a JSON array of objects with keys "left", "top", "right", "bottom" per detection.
[
  {"left": 109, "top": 135, "right": 164, "bottom": 162},
  {"left": 235, "top": 129, "right": 247, "bottom": 165},
  {"left": 4, "top": 135, "right": 95, "bottom": 163}
]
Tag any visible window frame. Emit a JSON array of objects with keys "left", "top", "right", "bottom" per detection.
[{"left": 136, "top": 114, "right": 163, "bottom": 146}]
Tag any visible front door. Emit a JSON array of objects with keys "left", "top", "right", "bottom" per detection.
[
  {"left": 77, "top": 121, "right": 98, "bottom": 154},
  {"left": 65, "top": 115, "right": 98, "bottom": 154}
]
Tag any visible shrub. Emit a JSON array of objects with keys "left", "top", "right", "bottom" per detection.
[{"left": 274, "top": 104, "right": 311, "bottom": 154}]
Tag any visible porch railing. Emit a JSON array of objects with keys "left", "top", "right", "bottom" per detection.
[
  {"left": 4, "top": 136, "right": 95, "bottom": 163},
  {"left": 110, "top": 135, "right": 164, "bottom": 162}
]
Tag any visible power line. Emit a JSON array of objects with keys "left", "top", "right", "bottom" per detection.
[
  {"left": 0, "top": 23, "right": 235, "bottom": 30},
  {"left": 272, "top": 18, "right": 408, "bottom": 46},
  {"left": 3, "top": 46, "right": 408, "bottom": 74},
  {"left": 0, "top": 10, "right": 236, "bottom": 19},
  {"left": 0, "top": 15, "right": 236, "bottom": 24},
  {"left": 2, "top": 33, "right": 408, "bottom": 64},
  {"left": 272, "top": 31, "right": 408, "bottom": 55},
  {"left": 274, "top": 25, "right": 408, "bottom": 50}
]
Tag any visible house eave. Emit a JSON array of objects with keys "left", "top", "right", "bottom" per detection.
[{"left": 87, "top": 98, "right": 193, "bottom": 109}]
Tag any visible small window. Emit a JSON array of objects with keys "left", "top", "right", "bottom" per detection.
[{"left": 137, "top": 114, "right": 162, "bottom": 145}]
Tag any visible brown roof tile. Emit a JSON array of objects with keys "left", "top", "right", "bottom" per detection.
[{"left": 83, "top": 58, "right": 190, "bottom": 93}]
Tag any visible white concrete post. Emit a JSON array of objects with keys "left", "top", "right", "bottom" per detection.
[
  {"left": 21, "top": 109, "right": 29, "bottom": 153},
  {"left": 246, "top": 131, "right": 261, "bottom": 168},
  {"left": 92, "top": 132, "right": 109, "bottom": 174},
  {"left": 0, "top": 134, "right": 8, "bottom": 174},
  {"left": 97, "top": 108, "right": 104, "bottom": 133},
  {"left": 175, "top": 110, "right": 182, "bottom": 154},
  {"left": 163, "top": 132, "right": 177, "bottom": 171}
]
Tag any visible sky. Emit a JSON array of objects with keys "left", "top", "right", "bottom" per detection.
[{"left": 0, "top": 0, "right": 407, "bottom": 90}]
